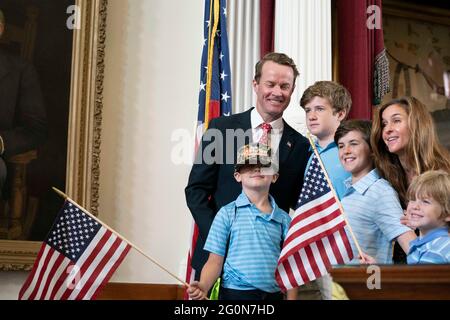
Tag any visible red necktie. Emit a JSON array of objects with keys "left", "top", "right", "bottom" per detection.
[{"left": 259, "top": 123, "right": 272, "bottom": 146}]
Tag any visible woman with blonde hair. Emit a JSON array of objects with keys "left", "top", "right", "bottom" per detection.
[{"left": 371, "top": 96, "right": 450, "bottom": 208}]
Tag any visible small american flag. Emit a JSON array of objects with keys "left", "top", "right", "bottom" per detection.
[
  {"left": 19, "top": 200, "right": 131, "bottom": 300},
  {"left": 276, "top": 154, "right": 353, "bottom": 292}
]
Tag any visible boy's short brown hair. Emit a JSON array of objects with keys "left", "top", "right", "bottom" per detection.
[
  {"left": 334, "top": 119, "right": 372, "bottom": 148},
  {"left": 300, "top": 81, "right": 352, "bottom": 117},
  {"left": 407, "top": 170, "right": 450, "bottom": 222}
]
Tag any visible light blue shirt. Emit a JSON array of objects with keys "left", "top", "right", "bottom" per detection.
[
  {"left": 306, "top": 141, "right": 351, "bottom": 200},
  {"left": 407, "top": 227, "right": 450, "bottom": 264},
  {"left": 204, "top": 191, "right": 291, "bottom": 293},
  {"left": 341, "top": 169, "right": 411, "bottom": 264}
]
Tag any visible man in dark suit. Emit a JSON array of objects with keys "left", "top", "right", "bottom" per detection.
[
  {"left": 0, "top": 10, "right": 47, "bottom": 190},
  {"left": 185, "top": 52, "right": 310, "bottom": 279}
]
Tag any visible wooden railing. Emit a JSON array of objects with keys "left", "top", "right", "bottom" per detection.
[{"left": 99, "top": 265, "right": 450, "bottom": 300}]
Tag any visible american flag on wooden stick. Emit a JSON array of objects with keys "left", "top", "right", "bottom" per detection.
[
  {"left": 19, "top": 200, "right": 131, "bottom": 300},
  {"left": 275, "top": 153, "right": 353, "bottom": 292}
]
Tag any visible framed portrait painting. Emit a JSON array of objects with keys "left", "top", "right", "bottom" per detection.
[{"left": 0, "top": 0, "right": 107, "bottom": 270}]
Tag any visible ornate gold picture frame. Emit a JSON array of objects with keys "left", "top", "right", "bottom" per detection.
[{"left": 0, "top": 0, "right": 107, "bottom": 271}]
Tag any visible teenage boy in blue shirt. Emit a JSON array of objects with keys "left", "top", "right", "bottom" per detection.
[
  {"left": 187, "top": 143, "right": 291, "bottom": 300},
  {"left": 288, "top": 81, "right": 352, "bottom": 300}
]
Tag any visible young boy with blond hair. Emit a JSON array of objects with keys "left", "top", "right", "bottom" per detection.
[
  {"left": 404, "top": 171, "right": 450, "bottom": 263},
  {"left": 361, "top": 170, "right": 450, "bottom": 264}
]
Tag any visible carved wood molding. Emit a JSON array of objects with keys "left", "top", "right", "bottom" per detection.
[{"left": 0, "top": 240, "right": 41, "bottom": 270}]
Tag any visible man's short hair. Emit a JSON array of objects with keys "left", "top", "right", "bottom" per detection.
[
  {"left": 300, "top": 81, "right": 352, "bottom": 117},
  {"left": 254, "top": 52, "right": 299, "bottom": 85}
]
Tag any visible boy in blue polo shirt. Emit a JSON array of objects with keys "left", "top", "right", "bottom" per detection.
[
  {"left": 335, "top": 120, "right": 416, "bottom": 264},
  {"left": 187, "top": 143, "right": 291, "bottom": 300},
  {"left": 361, "top": 170, "right": 450, "bottom": 264}
]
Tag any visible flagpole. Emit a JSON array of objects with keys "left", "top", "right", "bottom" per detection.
[
  {"left": 305, "top": 134, "right": 366, "bottom": 263},
  {"left": 52, "top": 187, "right": 190, "bottom": 287}
]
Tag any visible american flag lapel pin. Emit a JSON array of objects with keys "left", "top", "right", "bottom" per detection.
[{"left": 287, "top": 141, "right": 292, "bottom": 148}]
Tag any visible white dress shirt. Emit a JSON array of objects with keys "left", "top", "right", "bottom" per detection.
[{"left": 250, "top": 108, "right": 284, "bottom": 154}]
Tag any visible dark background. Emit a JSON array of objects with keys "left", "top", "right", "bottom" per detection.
[{"left": 0, "top": 0, "right": 74, "bottom": 240}]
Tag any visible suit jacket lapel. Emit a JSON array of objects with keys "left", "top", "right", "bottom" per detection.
[
  {"left": 279, "top": 120, "right": 296, "bottom": 165},
  {"left": 235, "top": 107, "right": 252, "bottom": 131}
]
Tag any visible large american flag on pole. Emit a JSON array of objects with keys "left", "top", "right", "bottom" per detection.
[
  {"left": 19, "top": 200, "right": 131, "bottom": 300},
  {"left": 275, "top": 154, "right": 353, "bottom": 292},
  {"left": 185, "top": 0, "right": 232, "bottom": 297}
]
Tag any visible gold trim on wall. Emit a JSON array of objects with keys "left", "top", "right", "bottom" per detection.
[{"left": 0, "top": 0, "right": 108, "bottom": 271}]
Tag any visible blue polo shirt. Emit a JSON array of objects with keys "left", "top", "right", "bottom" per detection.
[
  {"left": 204, "top": 192, "right": 291, "bottom": 292},
  {"left": 341, "top": 169, "right": 412, "bottom": 264},
  {"left": 407, "top": 227, "right": 450, "bottom": 264},
  {"left": 306, "top": 141, "right": 351, "bottom": 200}
]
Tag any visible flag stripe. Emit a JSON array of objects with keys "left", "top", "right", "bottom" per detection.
[
  {"left": 79, "top": 237, "right": 130, "bottom": 300},
  {"left": 310, "top": 242, "right": 329, "bottom": 276},
  {"left": 19, "top": 244, "right": 51, "bottom": 300},
  {"left": 327, "top": 232, "right": 344, "bottom": 264},
  {"left": 316, "top": 239, "right": 331, "bottom": 270},
  {"left": 286, "top": 199, "right": 339, "bottom": 242},
  {"left": 275, "top": 262, "right": 288, "bottom": 292},
  {"left": 43, "top": 255, "right": 70, "bottom": 300},
  {"left": 35, "top": 250, "right": 63, "bottom": 299},
  {"left": 287, "top": 255, "right": 300, "bottom": 288},
  {"left": 304, "top": 246, "right": 321, "bottom": 279},
  {"left": 293, "top": 252, "right": 308, "bottom": 286},
  {"left": 340, "top": 228, "right": 354, "bottom": 259},
  {"left": 299, "top": 248, "right": 316, "bottom": 281},
  {"left": 322, "top": 236, "right": 338, "bottom": 265},
  {"left": 28, "top": 245, "right": 54, "bottom": 300},
  {"left": 72, "top": 231, "right": 120, "bottom": 299},
  {"left": 291, "top": 195, "right": 336, "bottom": 226},
  {"left": 89, "top": 242, "right": 131, "bottom": 300},
  {"left": 49, "top": 260, "right": 75, "bottom": 300}
]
